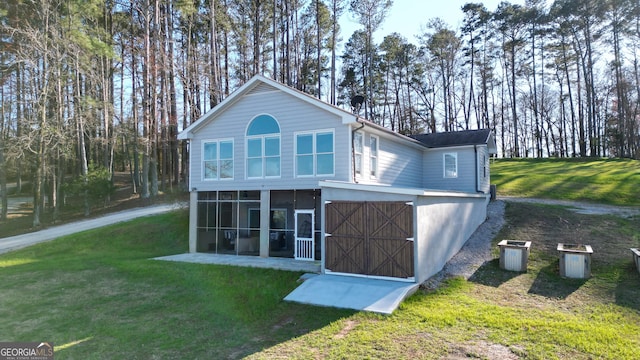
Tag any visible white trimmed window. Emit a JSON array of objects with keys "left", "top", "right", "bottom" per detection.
[
  {"left": 369, "top": 135, "right": 378, "bottom": 178},
  {"left": 482, "top": 154, "right": 487, "bottom": 178},
  {"left": 354, "top": 131, "right": 363, "bottom": 177},
  {"left": 246, "top": 114, "right": 281, "bottom": 179},
  {"left": 296, "top": 130, "right": 335, "bottom": 177},
  {"left": 203, "top": 139, "right": 234, "bottom": 180},
  {"left": 444, "top": 152, "right": 458, "bottom": 178}
]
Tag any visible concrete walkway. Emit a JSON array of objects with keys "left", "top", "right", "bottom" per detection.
[
  {"left": 0, "top": 203, "right": 185, "bottom": 254},
  {"left": 284, "top": 274, "right": 419, "bottom": 314},
  {"left": 154, "top": 253, "right": 417, "bottom": 314}
]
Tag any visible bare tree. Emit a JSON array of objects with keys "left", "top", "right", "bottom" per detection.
[
  {"left": 348, "top": 0, "right": 392, "bottom": 121},
  {"left": 422, "top": 19, "right": 461, "bottom": 132}
]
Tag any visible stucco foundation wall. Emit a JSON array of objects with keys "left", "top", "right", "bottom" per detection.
[{"left": 414, "top": 195, "right": 489, "bottom": 283}]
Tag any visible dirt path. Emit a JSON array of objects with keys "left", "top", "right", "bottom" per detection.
[
  {"left": 0, "top": 202, "right": 187, "bottom": 254},
  {"left": 5, "top": 196, "right": 38, "bottom": 213}
]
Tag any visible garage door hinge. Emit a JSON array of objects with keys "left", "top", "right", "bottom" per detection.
[
  {"left": 325, "top": 233, "right": 332, "bottom": 237},
  {"left": 406, "top": 237, "right": 414, "bottom": 242},
  {"left": 405, "top": 202, "right": 414, "bottom": 206}
]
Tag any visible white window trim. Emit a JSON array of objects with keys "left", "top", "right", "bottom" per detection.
[
  {"left": 369, "top": 134, "right": 379, "bottom": 179},
  {"left": 202, "top": 138, "right": 234, "bottom": 181},
  {"left": 294, "top": 128, "right": 335, "bottom": 178},
  {"left": 294, "top": 132, "right": 315, "bottom": 178},
  {"left": 245, "top": 134, "right": 281, "bottom": 179},
  {"left": 443, "top": 152, "right": 458, "bottom": 179},
  {"left": 354, "top": 131, "right": 363, "bottom": 177},
  {"left": 483, "top": 154, "right": 488, "bottom": 179},
  {"left": 245, "top": 114, "right": 281, "bottom": 180}
]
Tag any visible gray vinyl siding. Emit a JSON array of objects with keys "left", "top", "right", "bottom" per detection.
[
  {"left": 246, "top": 82, "right": 276, "bottom": 95},
  {"left": 189, "top": 88, "right": 351, "bottom": 192},
  {"left": 352, "top": 130, "right": 423, "bottom": 188},
  {"left": 374, "top": 134, "right": 423, "bottom": 187},
  {"left": 422, "top": 146, "right": 479, "bottom": 193}
]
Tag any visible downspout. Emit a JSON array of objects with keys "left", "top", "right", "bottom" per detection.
[
  {"left": 187, "top": 139, "right": 193, "bottom": 192},
  {"left": 351, "top": 121, "right": 365, "bottom": 183},
  {"left": 474, "top": 145, "right": 481, "bottom": 193}
]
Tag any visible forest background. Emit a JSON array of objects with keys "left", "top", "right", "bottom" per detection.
[{"left": 0, "top": 0, "right": 639, "bottom": 225}]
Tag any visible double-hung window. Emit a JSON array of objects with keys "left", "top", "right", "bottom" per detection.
[
  {"left": 369, "top": 135, "right": 378, "bottom": 178},
  {"left": 296, "top": 130, "right": 334, "bottom": 177},
  {"left": 443, "top": 152, "right": 458, "bottom": 178},
  {"left": 353, "top": 131, "right": 363, "bottom": 177},
  {"left": 246, "top": 115, "right": 281, "bottom": 178},
  {"left": 481, "top": 154, "right": 487, "bottom": 178},
  {"left": 203, "top": 140, "right": 234, "bottom": 180}
]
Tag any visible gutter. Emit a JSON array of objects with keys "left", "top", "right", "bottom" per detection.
[
  {"left": 320, "top": 180, "right": 489, "bottom": 199},
  {"left": 474, "top": 145, "right": 481, "bottom": 193}
]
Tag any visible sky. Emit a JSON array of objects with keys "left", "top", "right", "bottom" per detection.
[{"left": 340, "top": 0, "right": 529, "bottom": 43}]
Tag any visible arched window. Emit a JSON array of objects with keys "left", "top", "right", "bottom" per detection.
[
  {"left": 247, "top": 114, "right": 280, "bottom": 135},
  {"left": 246, "top": 115, "right": 281, "bottom": 178}
]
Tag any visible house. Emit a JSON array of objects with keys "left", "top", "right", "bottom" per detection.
[{"left": 178, "top": 75, "right": 497, "bottom": 284}]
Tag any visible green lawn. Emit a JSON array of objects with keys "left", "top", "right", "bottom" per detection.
[
  {"left": 1, "top": 205, "right": 639, "bottom": 359},
  {"left": 0, "top": 211, "right": 351, "bottom": 358},
  {"left": 491, "top": 158, "right": 640, "bottom": 206}
]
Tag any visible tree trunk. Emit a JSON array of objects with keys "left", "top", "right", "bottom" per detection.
[
  {"left": 0, "top": 97, "right": 6, "bottom": 221},
  {"left": 140, "top": 0, "right": 152, "bottom": 199},
  {"left": 166, "top": 3, "right": 180, "bottom": 186},
  {"left": 0, "top": 146, "right": 6, "bottom": 221},
  {"left": 510, "top": 43, "right": 519, "bottom": 157}
]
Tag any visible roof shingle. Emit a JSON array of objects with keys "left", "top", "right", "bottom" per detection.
[{"left": 409, "top": 129, "right": 493, "bottom": 148}]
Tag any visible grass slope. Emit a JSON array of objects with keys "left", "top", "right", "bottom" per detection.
[
  {"left": 1, "top": 206, "right": 639, "bottom": 359},
  {"left": 491, "top": 158, "right": 640, "bottom": 206},
  {"left": 0, "top": 211, "right": 351, "bottom": 358}
]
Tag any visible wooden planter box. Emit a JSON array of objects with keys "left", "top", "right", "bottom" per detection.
[
  {"left": 557, "top": 243, "right": 593, "bottom": 279},
  {"left": 631, "top": 248, "right": 640, "bottom": 275},
  {"left": 498, "top": 240, "right": 531, "bottom": 272}
]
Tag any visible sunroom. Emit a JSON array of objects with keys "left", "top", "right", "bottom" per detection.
[{"left": 193, "top": 189, "right": 322, "bottom": 260}]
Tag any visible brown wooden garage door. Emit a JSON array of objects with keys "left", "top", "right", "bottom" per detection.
[{"left": 325, "top": 201, "right": 414, "bottom": 279}]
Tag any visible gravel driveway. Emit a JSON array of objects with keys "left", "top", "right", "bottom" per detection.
[{"left": 0, "top": 203, "right": 186, "bottom": 254}]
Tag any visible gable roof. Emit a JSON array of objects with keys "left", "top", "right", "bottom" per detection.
[
  {"left": 178, "top": 75, "right": 497, "bottom": 155},
  {"left": 409, "top": 129, "right": 497, "bottom": 154},
  {"left": 178, "top": 75, "right": 358, "bottom": 140}
]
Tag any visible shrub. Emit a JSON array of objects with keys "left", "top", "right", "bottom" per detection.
[{"left": 63, "top": 164, "right": 116, "bottom": 209}]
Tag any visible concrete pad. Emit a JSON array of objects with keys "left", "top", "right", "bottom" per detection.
[
  {"left": 284, "top": 274, "right": 419, "bottom": 314},
  {"left": 154, "top": 253, "right": 321, "bottom": 273}
]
